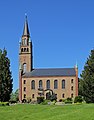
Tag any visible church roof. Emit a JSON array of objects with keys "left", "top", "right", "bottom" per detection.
[{"left": 22, "top": 68, "right": 76, "bottom": 78}]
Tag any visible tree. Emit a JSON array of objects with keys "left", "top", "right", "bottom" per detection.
[
  {"left": 0, "top": 49, "right": 13, "bottom": 102},
  {"left": 10, "top": 89, "right": 19, "bottom": 103},
  {"left": 80, "top": 49, "right": 94, "bottom": 103},
  {"left": 74, "top": 95, "right": 83, "bottom": 103}
]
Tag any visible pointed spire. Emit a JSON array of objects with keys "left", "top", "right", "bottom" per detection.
[
  {"left": 75, "top": 61, "right": 78, "bottom": 69},
  {"left": 23, "top": 14, "right": 30, "bottom": 36}
]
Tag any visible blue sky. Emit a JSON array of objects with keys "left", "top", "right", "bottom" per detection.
[{"left": 0, "top": 0, "right": 94, "bottom": 91}]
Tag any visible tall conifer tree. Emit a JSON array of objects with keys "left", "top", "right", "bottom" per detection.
[
  {"left": 0, "top": 49, "right": 13, "bottom": 102},
  {"left": 80, "top": 49, "right": 94, "bottom": 103}
]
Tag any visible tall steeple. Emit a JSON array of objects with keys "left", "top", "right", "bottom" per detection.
[
  {"left": 22, "top": 15, "right": 30, "bottom": 37},
  {"left": 19, "top": 15, "right": 33, "bottom": 102},
  {"left": 19, "top": 15, "right": 33, "bottom": 73}
]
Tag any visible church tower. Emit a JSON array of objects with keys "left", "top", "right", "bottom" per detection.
[
  {"left": 19, "top": 15, "right": 33, "bottom": 73},
  {"left": 19, "top": 15, "right": 33, "bottom": 102}
]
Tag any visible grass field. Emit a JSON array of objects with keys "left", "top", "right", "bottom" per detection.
[{"left": 0, "top": 104, "right": 94, "bottom": 120}]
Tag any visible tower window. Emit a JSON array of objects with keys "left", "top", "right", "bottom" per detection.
[
  {"left": 71, "top": 79, "right": 74, "bottom": 83},
  {"left": 22, "top": 38, "right": 27, "bottom": 45},
  {"left": 62, "top": 80, "right": 65, "bottom": 89},
  {"left": 24, "top": 94, "right": 26, "bottom": 98},
  {"left": 71, "top": 93, "right": 73, "bottom": 98},
  {"left": 71, "top": 86, "right": 73, "bottom": 91},
  {"left": 23, "top": 80, "right": 26, "bottom": 84},
  {"left": 46, "top": 80, "right": 50, "bottom": 89},
  {"left": 31, "top": 80, "right": 35, "bottom": 89},
  {"left": 24, "top": 48, "right": 27, "bottom": 52},
  {"left": 54, "top": 80, "right": 58, "bottom": 89},
  {"left": 24, "top": 87, "right": 26, "bottom": 92},
  {"left": 21, "top": 48, "right": 23, "bottom": 52},
  {"left": 23, "top": 63, "right": 27, "bottom": 73}
]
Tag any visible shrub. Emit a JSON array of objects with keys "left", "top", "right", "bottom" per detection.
[
  {"left": 50, "top": 93, "right": 57, "bottom": 102},
  {"left": 74, "top": 96, "right": 83, "bottom": 103},
  {"left": 37, "top": 97, "right": 44, "bottom": 104},
  {"left": 67, "top": 97, "right": 72, "bottom": 101},
  {"left": 64, "top": 97, "right": 73, "bottom": 104},
  {"left": 65, "top": 101, "right": 73, "bottom": 104},
  {"left": 41, "top": 100, "right": 50, "bottom": 105},
  {"left": 9, "top": 100, "right": 17, "bottom": 104},
  {"left": 0, "top": 102, "right": 9, "bottom": 106}
]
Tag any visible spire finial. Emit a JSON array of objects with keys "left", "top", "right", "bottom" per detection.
[
  {"left": 75, "top": 61, "right": 78, "bottom": 69},
  {"left": 25, "top": 13, "right": 27, "bottom": 19}
]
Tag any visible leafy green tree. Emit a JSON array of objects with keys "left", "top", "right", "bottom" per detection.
[
  {"left": 0, "top": 49, "right": 13, "bottom": 102},
  {"left": 80, "top": 49, "right": 94, "bottom": 103},
  {"left": 10, "top": 89, "right": 19, "bottom": 103},
  {"left": 74, "top": 95, "right": 83, "bottom": 103}
]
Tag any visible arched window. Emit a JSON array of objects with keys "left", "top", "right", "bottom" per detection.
[
  {"left": 24, "top": 48, "right": 26, "bottom": 52},
  {"left": 71, "top": 86, "right": 73, "bottom": 91},
  {"left": 24, "top": 38, "right": 27, "bottom": 45},
  {"left": 39, "top": 80, "right": 42, "bottom": 89},
  {"left": 27, "top": 48, "right": 29, "bottom": 52},
  {"left": 21, "top": 48, "right": 23, "bottom": 52},
  {"left": 31, "top": 80, "right": 35, "bottom": 89},
  {"left": 71, "top": 79, "right": 74, "bottom": 83},
  {"left": 54, "top": 80, "right": 58, "bottom": 89},
  {"left": 23, "top": 63, "right": 27, "bottom": 73},
  {"left": 32, "top": 94, "right": 34, "bottom": 98},
  {"left": 62, "top": 94, "right": 65, "bottom": 98},
  {"left": 46, "top": 80, "right": 50, "bottom": 89},
  {"left": 62, "top": 80, "right": 65, "bottom": 89},
  {"left": 23, "top": 80, "right": 26, "bottom": 84},
  {"left": 71, "top": 93, "right": 73, "bottom": 98},
  {"left": 23, "top": 38, "right": 27, "bottom": 45}
]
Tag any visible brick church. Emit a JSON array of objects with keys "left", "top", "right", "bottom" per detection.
[{"left": 19, "top": 16, "right": 78, "bottom": 102}]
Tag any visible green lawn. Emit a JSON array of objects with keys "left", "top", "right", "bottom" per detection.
[{"left": 0, "top": 104, "right": 94, "bottom": 120}]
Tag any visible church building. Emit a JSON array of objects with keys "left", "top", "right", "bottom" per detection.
[{"left": 19, "top": 16, "right": 78, "bottom": 102}]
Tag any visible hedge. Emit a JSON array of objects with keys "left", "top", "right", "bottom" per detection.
[{"left": 0, "top": 102, "right": 9, "bottom": 106}]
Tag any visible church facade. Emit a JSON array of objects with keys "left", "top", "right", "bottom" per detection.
[{"left": 19, "top": 16, "right": 78, "bottom": 102}]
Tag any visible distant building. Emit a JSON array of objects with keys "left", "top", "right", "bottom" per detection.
[{"left": 19, "top": 16, "right": 78, "bottom": 102}]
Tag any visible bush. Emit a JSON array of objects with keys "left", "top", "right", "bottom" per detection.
[
  {"left": 0, "top": 102, "right": 9, "bottom": 106},
  {"left": 74, "top": 96, "right": 83, "bottom": 103},
  {"left": 9, "top": 100, "right": 17, "bottom": 104},
  {"left": 37, "top": 97, "right": 44, "bottom": 104},
  {"left": 65, "top": 101, "right": 73, "bottom": 104},
  {"left": 41, "top": 100, "right": 50, "bottom": 105},
  {"left": 50, "top": 93, "right": 57, "bottom": 102},
  {"left": 67, "top": 97, "right": 72, "bottom": 101},
  {"left": 64, "top": 97, "right": 73, "bottom": 104}
]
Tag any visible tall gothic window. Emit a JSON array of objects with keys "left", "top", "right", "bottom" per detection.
[
  {"left": 46, "top": 80, "right": 50, "bottom": 89},
  {"left": 31, "top": 80, "right": 35, "bottom": 89},
  {"left": 23, "top": 63, "right": 27, "bottom": 73},
  {"left": 39, "top": 80, "right": 43, "bottom": 89},
  {"left": 62, "top": 80, "right": 65, "bottom": 89},
  {"left": 24, "top": 38, "right": 27, "bottom": 45},
  {"left": 23, "top": 38, "right": 27, "bottom": 45},
  {"left": 54, "top": 80, "right": 58, "bottom": 89}
]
